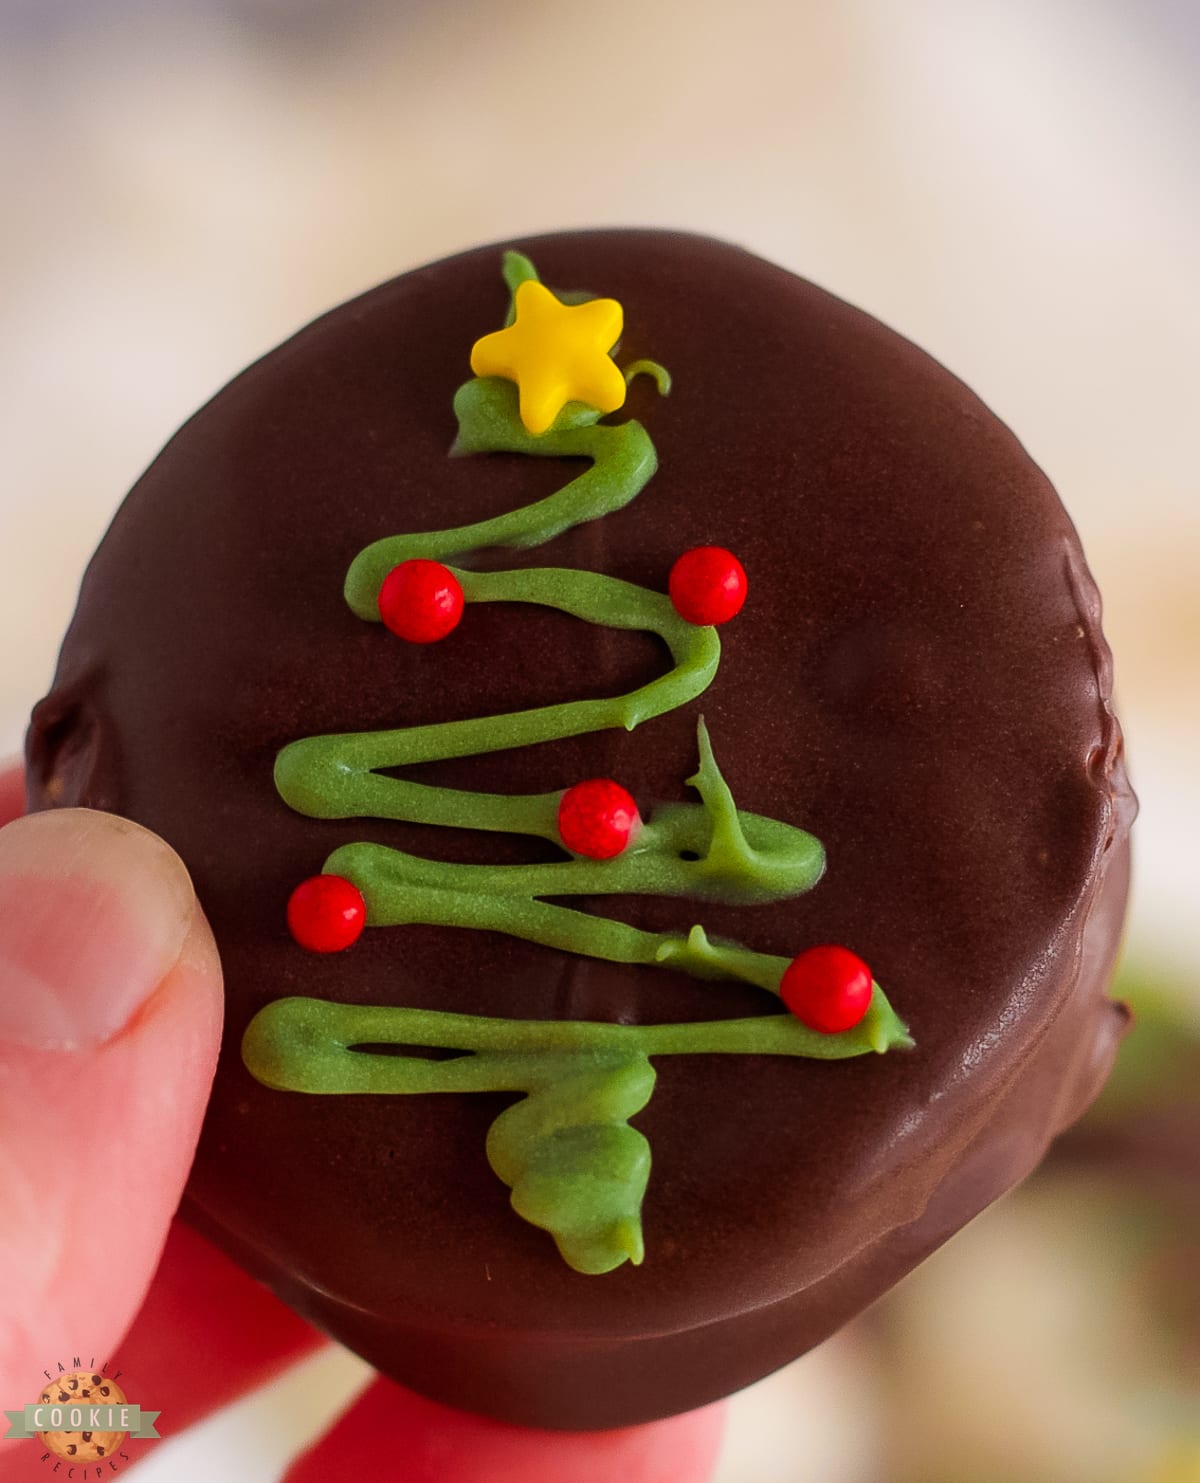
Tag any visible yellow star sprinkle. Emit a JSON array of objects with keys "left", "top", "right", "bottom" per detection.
[{"left": 470, "top": 279, "right": 627, "bottom": 436}]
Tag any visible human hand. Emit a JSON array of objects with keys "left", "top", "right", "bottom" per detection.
[{"left": 0, "top": 767, "right": 725, "bottom": 1480}]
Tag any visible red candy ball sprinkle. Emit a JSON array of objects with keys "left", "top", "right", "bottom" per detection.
[
  {"left": 668, "top": 546, "right": 748, "bottom": 626},
  {"left": 288, "top": 874, "right": 367, "bottom": 953},
  {"left": 558, "top": 778, "right": 641, "bottom": 860},
  {"left": 378, "top": 559, "right": 464, "bottom": 643},
  {"left": 780, "top": 944, "right": 874, "bottom": 1033}
]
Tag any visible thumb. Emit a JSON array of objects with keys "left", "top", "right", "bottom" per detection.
[{"left": 0, "top": 809, "right": 222, "bottom": 1396}]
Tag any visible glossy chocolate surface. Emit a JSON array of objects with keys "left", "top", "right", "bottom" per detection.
[{"left": 27, "top": 232, "right": 1134, "bottom": 1427}]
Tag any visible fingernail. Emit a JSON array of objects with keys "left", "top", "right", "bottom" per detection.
[{"left": 0, "top": 809, "right": 197, "bottom": 1050}]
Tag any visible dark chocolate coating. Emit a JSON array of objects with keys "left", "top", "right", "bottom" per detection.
[{"left": 27, "top": 232, "right": 1134, "bottom": 1428}]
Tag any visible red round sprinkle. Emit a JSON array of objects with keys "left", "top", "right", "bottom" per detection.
[
  {"left": 558, "top": 778, "right": 641, "bottom": 860},
  {"left": 668, "top": 546, "right": 748, "bottom": 626},
  {"left": 288, "top": 874, "right": 367, "bottom": 953},
  {"left": 378, "top": 559, "right": 464, "bottom": 643},
  {"left": 780, "top": 944, "right": 874, "bottom": 1033}
]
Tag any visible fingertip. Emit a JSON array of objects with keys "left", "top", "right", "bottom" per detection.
[
  {"left": 0, "top": 810, "right": 223, "bottom": 1396},
  {"left": 0, "top": 807, "right": 201, "bottom": 1049}
]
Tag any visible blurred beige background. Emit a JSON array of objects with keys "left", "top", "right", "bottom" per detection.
[{"left": 1, "top": 2, "right": 1196, "bottom": 1479}]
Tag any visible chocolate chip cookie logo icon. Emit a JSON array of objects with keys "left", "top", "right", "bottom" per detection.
[{"left": 4, "top": 1363, "right": 160, "bottom": 1472}]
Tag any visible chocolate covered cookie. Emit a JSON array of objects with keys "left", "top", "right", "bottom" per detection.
[{"left": 27, "top": 231, "right": 1133, "bottom": 1428}]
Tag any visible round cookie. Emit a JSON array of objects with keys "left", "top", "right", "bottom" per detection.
[{"left": 27, "top": 231, "right": 1133, "bottom": 1428}]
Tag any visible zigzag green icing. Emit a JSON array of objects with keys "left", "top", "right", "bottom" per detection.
[
  {"left": 242, "top": 998, "right": 911, "bottom": 1273},
  {"left": 244, "top": 253, "right": 911, "bottom": 1273}
]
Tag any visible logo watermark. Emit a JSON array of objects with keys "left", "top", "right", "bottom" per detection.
[{"left": 3, "top": 1360, "right": 161, "bottom": 1474}]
